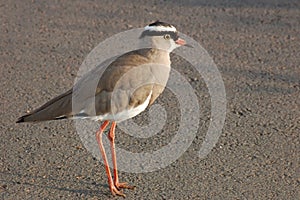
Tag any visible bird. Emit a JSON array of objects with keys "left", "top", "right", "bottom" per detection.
[{"left": 17, "top": 20, "right": 190, "bottom": 197}]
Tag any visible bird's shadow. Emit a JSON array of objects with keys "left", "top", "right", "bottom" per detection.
[{"left": 0, "top": 170, "right": 112, "bottom": 198}]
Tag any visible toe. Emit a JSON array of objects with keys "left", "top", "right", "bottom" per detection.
[
  {"left": 116, "top": 182, "right": 135, "bottom": 190},
  {"left": 110, "top": 185, "right": 126, "bottom": 197}
]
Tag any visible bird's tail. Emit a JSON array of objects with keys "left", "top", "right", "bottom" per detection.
[{"left": 16, "top": 89, "right": 72, "bottom": 123}]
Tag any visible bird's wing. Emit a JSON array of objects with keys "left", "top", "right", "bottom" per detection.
[{"left": 73, "top": 49, "right": 170, "bottom": 117}]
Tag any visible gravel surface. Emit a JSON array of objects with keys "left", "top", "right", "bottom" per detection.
[{"left": 1, "top": 0, "right": 299, "bottom": 199}]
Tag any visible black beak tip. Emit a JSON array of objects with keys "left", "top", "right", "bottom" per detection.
[{"left": 184, "top": 44, "right": 193, "bottom": 48}]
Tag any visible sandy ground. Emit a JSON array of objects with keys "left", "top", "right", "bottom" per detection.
[{"left": 1, "top": 0, "right": 299, "bottom": 199}]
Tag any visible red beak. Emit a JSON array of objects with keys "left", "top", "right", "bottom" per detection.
[{"left": 175, "top": 38, "right": 186, "bottom": 46}]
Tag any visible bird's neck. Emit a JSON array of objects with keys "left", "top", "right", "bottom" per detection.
[{"left": 147, "top": 48, "right": 171, "bottom": 66}]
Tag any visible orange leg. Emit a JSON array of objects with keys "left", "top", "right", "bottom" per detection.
[
  {"left": 108, "top": 122, "right": 135, "bottom": 190},
  {"left": 95, "top": 121, "right": 125, "bottom": 197}
]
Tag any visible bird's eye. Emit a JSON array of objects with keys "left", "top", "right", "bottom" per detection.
[{"left": 164, "top": 34, "right": 171, "bottom": 40}]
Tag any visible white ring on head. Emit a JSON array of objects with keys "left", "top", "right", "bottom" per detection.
[{"left": 144, "top": 25, "right": 177, "bottom": 32}]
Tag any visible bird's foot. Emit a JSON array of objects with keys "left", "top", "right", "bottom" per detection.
[
  {"left": 115, "top": 182, "right": 135, "bottom": 190},
  {"left": 110, "top": 185, "right": 126, "bottom": 198}
]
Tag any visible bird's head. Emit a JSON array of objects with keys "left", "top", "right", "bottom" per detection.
[{"left": 140, "top": 21, "right": 191, "bottom": 52}]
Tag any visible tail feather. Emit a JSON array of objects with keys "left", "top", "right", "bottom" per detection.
[{"left": 16, "top": 89, "right": 72, "bottom": 123}]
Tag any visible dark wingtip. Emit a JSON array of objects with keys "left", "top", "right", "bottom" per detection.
[{"left": 16, "top": 116, "right": 25, "bottom": 123}]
